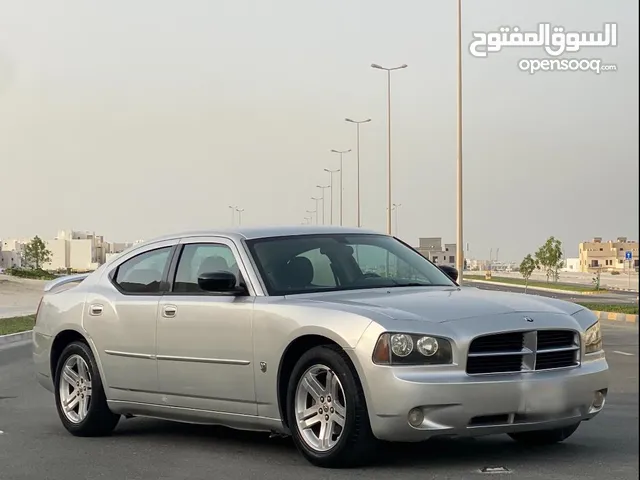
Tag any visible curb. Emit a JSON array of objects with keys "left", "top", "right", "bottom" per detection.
[
  {"left": 466, "top": 279, "right": 608, "bottom": 296},
  {"left": 593, "top": 311, "right": 638, "bottom": 325},
  {"left": 0, "top": 330, "right": 32, "bottom": 346}
]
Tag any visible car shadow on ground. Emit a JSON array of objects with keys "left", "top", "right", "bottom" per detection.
[{"left": 111, "top": 417, "right": 608, "bottom": 470}]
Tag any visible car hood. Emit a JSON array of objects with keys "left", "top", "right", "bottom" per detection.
[{"left": 294, "top": 286, "right": 584, "bottom": 323}]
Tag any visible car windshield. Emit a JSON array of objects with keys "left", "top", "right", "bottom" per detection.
[{"left": 245, "top": 233, "right": 456, "bottom": 296}]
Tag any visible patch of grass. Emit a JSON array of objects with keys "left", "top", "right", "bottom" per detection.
[
  {"left": 465, "top": 274, "right": 607, "bottom": 293},
  {"left": 0, "top": 315, "right": 36, "bottom": 335},
  {"left": 577, "top": 303, "right": 638, "bottom": 315}
]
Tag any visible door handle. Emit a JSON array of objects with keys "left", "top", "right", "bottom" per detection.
[
  {"left": 89, "top": 304, "right": 103, "bottom": 316},
  {"left": 162, "top": 305, "right": 177, "bottom": 318}
]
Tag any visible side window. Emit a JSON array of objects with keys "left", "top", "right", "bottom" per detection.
[
  {"left": 173, "top": 243, "right": 240, "bottom": 293},
  {"left": 298, "top": 248, "right": 336, "bottom": 287},
  {"left": 113, "top": 247, "right": 172, "bottom": 294}
]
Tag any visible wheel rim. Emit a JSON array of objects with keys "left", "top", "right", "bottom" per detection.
[
  {"left": 58, "top": 354, "right": 92, "bottom": 423},
  {"left": 294, "top": 364, "right": 347, "bottom": 452}
]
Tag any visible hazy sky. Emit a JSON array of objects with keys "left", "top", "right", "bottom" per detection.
[{"left": 1, "top": 0, "right": 638, "bottom": 261}]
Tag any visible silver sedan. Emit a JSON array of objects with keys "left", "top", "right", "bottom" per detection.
[{"left": 33, "top": 226, "right": 609, "bottom": 468}]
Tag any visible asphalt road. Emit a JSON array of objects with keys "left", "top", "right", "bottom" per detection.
[
  {"left": 463, "top": 282, "right": 639, "bottom": 305},
  {"left": 0, "top": 323, "right": 637, "bottom": 480}
]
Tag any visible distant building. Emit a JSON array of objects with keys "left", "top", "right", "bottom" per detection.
[
  {"left": 578, "top": 237, "right": 639, "bottom": 273},
  {"left": 562, "top": 258, "right": 580, "bottom": 272},
  {"left": 0, "top": 239, "right": 25, "bottom": 269},
  {"left": 42, "top": 230, "right": 137, "bottom": 272},
  {"left": 415, "top": 237, "right": 457, "bottom": 267}
]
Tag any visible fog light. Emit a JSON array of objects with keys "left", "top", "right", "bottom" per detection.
[
  {"left": 592, "top": 389, "right": 607, "bottom": 409},
  {"left": 408, "top": 408, "right": 424, "bottom": 427}
]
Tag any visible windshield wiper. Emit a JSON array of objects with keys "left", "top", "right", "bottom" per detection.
[{"left": 386, "top": 282, "right": 454, "bottom": 288}]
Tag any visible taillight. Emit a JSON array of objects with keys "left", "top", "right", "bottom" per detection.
[{"left": 34, "top": 297, "right": 44, "bottom": 325}]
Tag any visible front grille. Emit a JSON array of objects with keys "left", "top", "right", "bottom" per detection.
[{"left": 466, "top": 329, "right": 579, "bottom": 375}]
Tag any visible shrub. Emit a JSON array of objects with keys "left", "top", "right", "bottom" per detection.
[{"left": 6, "top": 267, "right": 57, "bottom": 280}]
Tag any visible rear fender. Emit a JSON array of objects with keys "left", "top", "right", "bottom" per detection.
[{"left": 50, "top": 324, "right": 111, "bottom": 397}]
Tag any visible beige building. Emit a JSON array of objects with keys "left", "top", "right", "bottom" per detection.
[
  {"left": 578, "top": 237, "right": 639, "bottom": 273},
  {"left": 44, "top": 230, "right": 135, "bottom": 272},
  {"left": 415, "top": 237, "right": 457, "bottom": 267}
]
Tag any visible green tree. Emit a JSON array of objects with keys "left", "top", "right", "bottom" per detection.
[
  {"left": 23, "top": 236, "right": 52, "bottom": 270},
  {"left": 519, "top": 254, "right": 538, "bottom": 293},
  {"left": 534, "top": 236, "right": 564, "bottom": 282}
]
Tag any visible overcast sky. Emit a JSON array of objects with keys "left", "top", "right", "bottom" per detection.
[{"left": 0, "top": 0, "right": 638, "bottom": 261}]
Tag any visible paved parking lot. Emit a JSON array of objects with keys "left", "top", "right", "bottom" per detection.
[{"left": 1, "top": 323, "right": 637, "bottom": 480}]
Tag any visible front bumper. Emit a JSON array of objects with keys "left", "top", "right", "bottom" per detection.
[{"left": 359, "top": 356, "right": 609, "bottom": 442}]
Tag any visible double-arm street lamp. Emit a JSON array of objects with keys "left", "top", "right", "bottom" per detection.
[
  {"left": 345, "top": 118, "right": 371, "bottom": 228},
  {"left": 371, "top": 63, "right": 407, "bottom": 235}
]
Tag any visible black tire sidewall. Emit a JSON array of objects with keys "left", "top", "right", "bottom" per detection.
[
  {"left": 286, "top": 345, "right": 368, "bottom": 465},
  {"left": 53, "top": 340, "right": 112, "bottom": 434}
]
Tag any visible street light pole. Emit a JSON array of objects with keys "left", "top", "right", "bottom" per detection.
[
  {"left": 235, "top": 207, "right": 244, "bottom": 225},
  {"left": 316, "top": 185, "right": 330, "bottom": 225},
  {"left": 455, "top": 0, "right": 464, "bottom": 280},
  {"left": 371, "top": 63, "right": 407, "bottom": 235},
  {"left": 345, "top": 118, "right": 371, "bottom": 228},
  {"left": 330, "top": 149, "right": 351, "bottom": 226},
  {"left": 392, "top": 203, "right": 401, "bottom": 237},
  {"left": 306, "top": 209, "right": 316, "bottom": 225},
  {"left": 324, "top": 168, "right": 340, "bottom": 225},
  {"left": 228, "top": 205, "right": 236, "bottom": 225},
  {"left": 311, "top": 197, "right": 321, "bottom": 225}
]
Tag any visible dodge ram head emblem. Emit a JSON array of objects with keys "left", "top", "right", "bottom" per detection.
[{"left": 524, "top": 316, "right": 534, "bottom": 323}]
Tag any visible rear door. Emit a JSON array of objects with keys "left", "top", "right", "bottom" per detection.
[{"left": 84, "top": 239, "right": 177, "bottom": 401}]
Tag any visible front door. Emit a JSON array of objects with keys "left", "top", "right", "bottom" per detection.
[{"left": 156, "top": 237, "right": 257, "bottom": 415}]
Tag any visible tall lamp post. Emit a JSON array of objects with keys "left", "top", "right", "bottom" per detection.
[
  {"left": 323, "top": 168, "right": 340, "bottom": 225},
  {"left": 455, "top": 0, "right": 464, "bottom": 280},
  {"left": 345, "top": 118, "right": 371, "bottom": 228},
  {"left": 316, "top": 185, "right": 330, "bottom": 225},
  {"left": 330, "top": 149, "right": 351, "bottom": 226},
  {"left": 306, "top": 209, "right": 316, "bottom": 225},
  {"left": 228, "top": 205, "right": 236, "bottom": 225},
  {"left": 235, "top": 207, "right": 245, "bottom": 226},
  {"left": 392, "top": 203, "right": 401, "bottom": 237},
  {"left": 371, "top": 63, "right": 407, "bottom": 235},
  {"left": 311, "top": 197, "right": 321, "bottom": 225}
]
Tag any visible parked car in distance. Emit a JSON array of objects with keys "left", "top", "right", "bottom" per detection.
[{"left": 33, "top": 226, "right": 609, "bottom": 468}]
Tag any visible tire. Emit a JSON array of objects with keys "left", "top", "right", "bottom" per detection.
[
  {"left": 53, "top": 340, "right": 120, "bottom": 437},
  {"left": 508, "top": 422, "right": 581, "bottom": 446},
  {"left": 286, "top": 344, "right": 378, "bottom": 468}
]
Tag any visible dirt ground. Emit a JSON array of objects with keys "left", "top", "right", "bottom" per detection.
[{"left": 0, "top": 274, "right": 47, "bottom": 318}]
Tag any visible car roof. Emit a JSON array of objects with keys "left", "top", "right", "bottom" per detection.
[{"left": 139, "top": 225, "right": 384, "bottom": 246}]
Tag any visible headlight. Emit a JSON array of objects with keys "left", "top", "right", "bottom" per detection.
[
  {"left": 584, "top": 321, "right": 603, "bottom": 354},
  {"left": 372, "top": 332, "right": 453, "bottom": 365}
]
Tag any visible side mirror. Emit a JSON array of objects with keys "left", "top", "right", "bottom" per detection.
[
  {"left": 439, "top": 265, "right": 458, "bottom": 282},
  {"left": 197, "top": 271, "right": 245, "bottom": 294}
]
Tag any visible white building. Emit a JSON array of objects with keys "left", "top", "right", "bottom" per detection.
[
  {"left": 0, "top": 239, "right": 25, "bottom": 269},
  {"left": 562, "top": 257, "right": 581, "bottom": 272}
]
